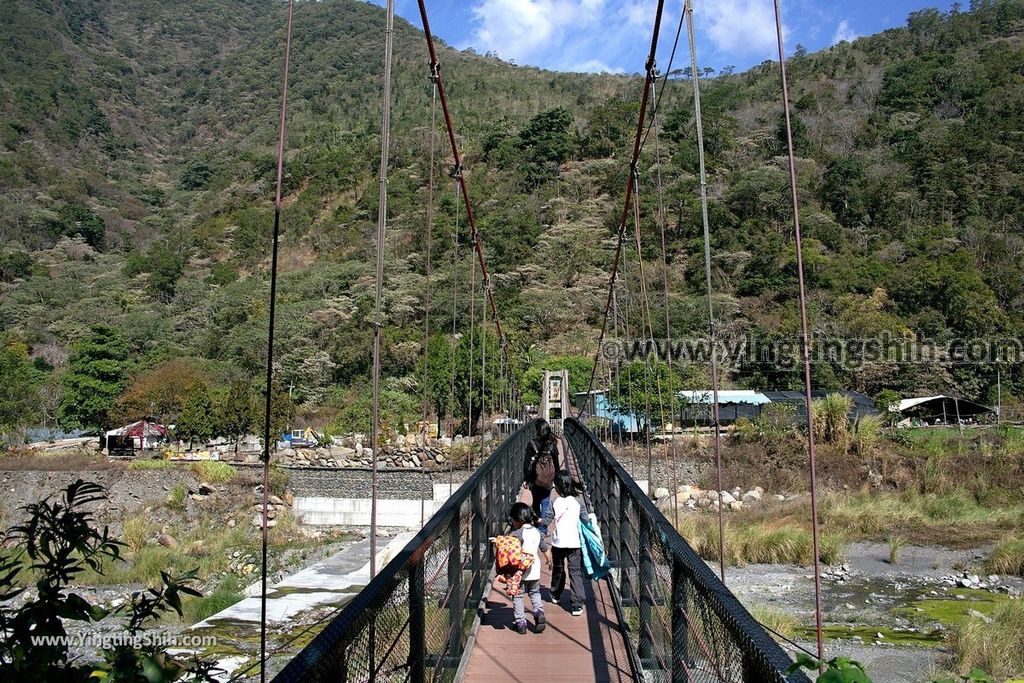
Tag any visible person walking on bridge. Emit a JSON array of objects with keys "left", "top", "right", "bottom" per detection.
[
  {"left": 521, "top": 419, "right": 560, "bottom": 516},
  {"left": 543, "top": 470, "right": 590, "bottom": 616},
  {"left": 508, "top": 502, "right": 550, "bottom": 634}
]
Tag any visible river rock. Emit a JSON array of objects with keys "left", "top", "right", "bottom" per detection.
[
  {"left": 654, "top": 487, "right": 670, "bottom": 500},
  {"left": 157, "top": 533, "right": 178, "bottom": 548},
  {"left": 742, "top": 490, "right": 762, "bottom": 503},
  {"left": 967, "top": 609, "right": 992, "bottom": 623},
  {"left": 728, "top": 500, "right": 743, "bottom": 511},
  {"left": 269, "top": 495, "right": 284, "bottom": 506},
  {"left": 719, "top": 491, "right": 736, "bottom": 505}
]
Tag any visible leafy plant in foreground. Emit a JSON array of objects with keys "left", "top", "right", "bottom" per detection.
[
  {"left": 787, "top": 654, "right": 873, "bottom": 683},
  {"left": 0, "top": 479, "right": 219, "bottom": 682}
]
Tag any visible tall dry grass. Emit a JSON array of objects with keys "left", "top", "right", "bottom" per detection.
[
  {"left": 986, "top": 536, "right": 1024, "bottom": 576},
  {"left": 946, "top": 600, "right": 1024, "bottom": 680},
  {"left": 675, "top": 515, "right": 845, "bottom": 567}
]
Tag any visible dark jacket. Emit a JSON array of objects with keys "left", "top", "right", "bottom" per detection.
[{"left": 523, "top": 437, "right": 560, "bottom": 484}]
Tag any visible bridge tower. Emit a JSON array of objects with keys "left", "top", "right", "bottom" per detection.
[{"left": 540, "top": 369, "right": 569, "bottom": 432}]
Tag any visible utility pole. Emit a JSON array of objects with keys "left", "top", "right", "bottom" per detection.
[{"left": 997, "top": 365, "right": 1002, "bottom": 425}]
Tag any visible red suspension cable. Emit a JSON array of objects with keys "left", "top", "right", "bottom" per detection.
[
  {"left": 579, "top": 0, "right": 667, "bottom": 417},
  {"left": 416, "top": 0, "right": 523, "bottom": 411},
  {"left": 773, "top": 0, "right": 825, "bottom": 664}
]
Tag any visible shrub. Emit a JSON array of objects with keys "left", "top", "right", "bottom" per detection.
[
  {"left": 852, "top": 414, "right": 882, "bottom": 454},
  {"left": 190, "top": 461, "right": 237, "bottom": 483},
  {"left": 985, "top": 536, "right": 1024, "bottom": 576},
  {"left": 0, "top": 480, "right": 216, "bottom": 680},
  {"left": 811, "top": 393, "right": 853, "bottom": 448},
  {"left": 167, "top": 484, "right": 188, "bottom": 510},
  {"left": 268, "top": 465, "right": 290, "bottom": 496}
]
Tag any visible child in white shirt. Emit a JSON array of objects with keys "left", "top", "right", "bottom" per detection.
[{"left": 542, "top": 470, "right": 590, "bottom": 616}]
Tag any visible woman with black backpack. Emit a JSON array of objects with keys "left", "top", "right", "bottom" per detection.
[{"left": 521, "top": 419, "right": 560, "bottom": 516}]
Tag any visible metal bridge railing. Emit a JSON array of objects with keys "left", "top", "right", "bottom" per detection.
[
  {"left": 273, "top": 422, "right": 533, "bottom": 683},
  {"left": 564, "top": 418, "right": 810, "bottom": 683}
]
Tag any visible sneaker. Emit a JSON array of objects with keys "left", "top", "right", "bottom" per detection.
[
  {"left": 534, "top": 610, "right": 547, "bottom": 633},
  {"left": 549, "top": 590, "right": 562, "bottom": 603},
  {"left": 571, "top": 606, "right": 584, "bottom": 616},
  {"left": 513, "top": 619, "right": 528, "bottom": 634}
]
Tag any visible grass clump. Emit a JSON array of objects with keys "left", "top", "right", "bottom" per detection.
[
  {"left": 190, "top": 461, "right": 236, "bottom": 483},
  {"left": 183, "top": 575, "right": 245, "bottom": 623},
  {"left": 888, "top": 534, "right": 909, "bottom": 564},
  {"left": 128, "top": 458, "right": 174, "bottom": 470},
  {"left": 749, "top": 604, "right": 797, "bottom": 640},
  {"left": 676, "top": 516, "right": 844, "bottom": 567},
  {"left": 123, "top": 517, "right": 155, "bottom": 552},
  {"left": 946, "top": 599, "right": 1024, "bottom": 680},
  {"left": 986, "top": 536, "right": 1024, "bottom": 576},
  {"left": 167, "top": 484, "right": 188, "bottom": 510}
]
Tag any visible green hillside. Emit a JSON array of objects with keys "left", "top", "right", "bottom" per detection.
[{"left": 2, "top": 0, "right": 1024, "bottom": 439}]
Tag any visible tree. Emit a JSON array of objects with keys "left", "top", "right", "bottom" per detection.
[
  {"left": 59, "top": 326, "right": 130, "bottom": 431},
  {"left": 57, "top": 204, "right": 105, "bottom": 249},
  {"left": 214, "top": 381, "right": 255, "bottom": 456},
  {"left": 261, "top": 381, "right": 296, "bottom": 449},
  {"left": 0, "top": 334, "right": 45, "bottom": 442},
  {"left": 112, "top": 359, "right": 204, "bottom": 427},
  {"left": 175, "top": 384, "right": 214, "bottom": 448},
  {"left": 873, "top": 389, "right": 902, "bottom": 426},
  {"left": 419, "top": 333, "right": 454, "bottom": 434}
]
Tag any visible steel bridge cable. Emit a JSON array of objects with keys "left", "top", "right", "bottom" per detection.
[
  {"left": 420, "top": 76, "right": 439, "bottom": 422},
  {"left": 772, "top": 0, "right": 825, "bottom": 664},
  {"left": 416, "top": 0, "right": 524, "bottom": 414},
  {"left": 639, "top": 3, "right": 687, "bottom": 154},
  {"left": 258, "top": 2, "right": 294, "bottom": 681},
  {"left": 684, "top": 0, "right": 728, "bottom": 583},
  {"left": 449, "top": 177, "right": 458, "bottom": 493},
  {"left": 649, "top": 73, "right": 681, "bottom": 528},
  {"left": 579, "top": 0, "right": 668, "bottom": 420},
  {"left": 628, "top": 171, "right": 663, "bottom": 489},
  {"left": 369, "top": 0, "right": 396, "bottom": 580},
  {"left": 468, "top": 228, "right": 475, "bottom": 461}
]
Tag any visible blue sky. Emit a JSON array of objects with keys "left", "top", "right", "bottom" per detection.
[{"left": 367, "top": 0, "right": 955, "bottom": 75}]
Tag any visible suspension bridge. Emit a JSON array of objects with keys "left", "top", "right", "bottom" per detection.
[{"left": 247, "top": 0, "right": 831, "bottom": 680}]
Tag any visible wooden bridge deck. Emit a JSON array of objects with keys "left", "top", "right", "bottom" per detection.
[
  {"left": 463, "top": 433, "right": 634, "bottom": 682},
  {"left": 462, "top": 562, "right": 634, "bottom": 682}
]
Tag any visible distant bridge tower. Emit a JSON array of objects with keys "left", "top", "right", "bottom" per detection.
[{"left": 541, "top": 369, "right": 569, "bottom": 432}]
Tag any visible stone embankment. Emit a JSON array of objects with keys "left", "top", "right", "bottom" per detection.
[
  {"left": 651, "top": 483, "right": 794, "bottom": 514},
  {"left": 269, "top": 433, "right": 487, "bottom": 470}
]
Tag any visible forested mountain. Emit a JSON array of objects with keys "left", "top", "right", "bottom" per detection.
[{"left": 2, "top": 0, "right": 1024, "bottom": 439}]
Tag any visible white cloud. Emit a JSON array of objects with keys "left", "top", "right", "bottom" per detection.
[
  {"left": 694, "top": 0, "right": 782, "bottom": 58},
  {"left": 567, "top": 59, "right": 625, "bottom": 74},
  {"left": 832, "top": 19, "right": 858, "bottom": 44},
  {"left": 468, "top": 0, "right": 607, "bottom": 65}
]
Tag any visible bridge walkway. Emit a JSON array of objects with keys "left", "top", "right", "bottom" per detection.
[
  {"left": 463, "top": 420, "right": 634, "bottom": 683},
  {"left": 463, "top": 562, "right": 633, "bottom": 682}
]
